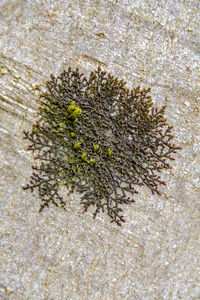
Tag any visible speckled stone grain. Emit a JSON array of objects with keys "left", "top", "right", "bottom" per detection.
[{"left": 0, "top": 0, "right": 200, "bottom": 299}]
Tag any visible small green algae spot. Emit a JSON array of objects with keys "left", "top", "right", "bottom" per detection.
[
  {"left": 81, "top": 153, "right": 87, "bottom": 161},
  {"left": 93, "top": 144, "right": 99, "bottom": 151},
  {"left": 67, "top": 101, "right": 82, "bottom": 119},
  {"left": 108, "top": 147, "right": 112, "bottom": 156},
  {"left": 74, "top": 141, "right": 82, "bottom": 149},
  {"left": 88, "top": 158, "right": 97, "bottom": 164}
]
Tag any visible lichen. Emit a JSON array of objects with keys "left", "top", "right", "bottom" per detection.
[{"left": 23, "top": 67, "right": 180, "bottom": 225}]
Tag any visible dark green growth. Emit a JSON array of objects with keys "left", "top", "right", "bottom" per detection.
[{"left": 23, "top": 67, "right": 180, "bottom": 225}]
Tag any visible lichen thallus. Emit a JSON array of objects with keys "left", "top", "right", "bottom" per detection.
[{"left": 23, "top": 67, "right": 180, "bottom": 225}]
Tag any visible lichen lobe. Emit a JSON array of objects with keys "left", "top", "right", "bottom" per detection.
[{"left": 23, "top": 67, "right": 180, "bottom": 226}]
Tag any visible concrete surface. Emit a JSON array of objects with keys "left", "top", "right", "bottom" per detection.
[{"left": 0, "top": 0, "right": 200, "bottom": 299}]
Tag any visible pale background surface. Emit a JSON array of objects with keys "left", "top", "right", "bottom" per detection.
[{"left": 0, "top": 1, "right": 200, "bottom": 299}]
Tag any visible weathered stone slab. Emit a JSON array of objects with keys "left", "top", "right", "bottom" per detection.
[{"left": 0, "top": 1, "right": 199, "bottom": 299}]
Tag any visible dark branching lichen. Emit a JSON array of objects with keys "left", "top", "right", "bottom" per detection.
[{"left": 23, "top": 67, "right": 180, "bottom": 225}]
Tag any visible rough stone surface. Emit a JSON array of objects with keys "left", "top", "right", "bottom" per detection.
[{"left": 0, "top": 0, "right": 199, "bottom": 299}]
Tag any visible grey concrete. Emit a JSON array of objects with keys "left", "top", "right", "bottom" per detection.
[{"left": 0, "top": 0, "right": 199, "bottom": 299}]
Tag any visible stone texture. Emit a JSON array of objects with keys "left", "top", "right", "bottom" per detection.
[{"left": 0, "top": 0, "right": 199, "bottom": 299}]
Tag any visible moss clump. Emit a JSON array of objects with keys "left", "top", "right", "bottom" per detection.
[{"left": 23, "top": 67, "right": 180, "bottom": 225}]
